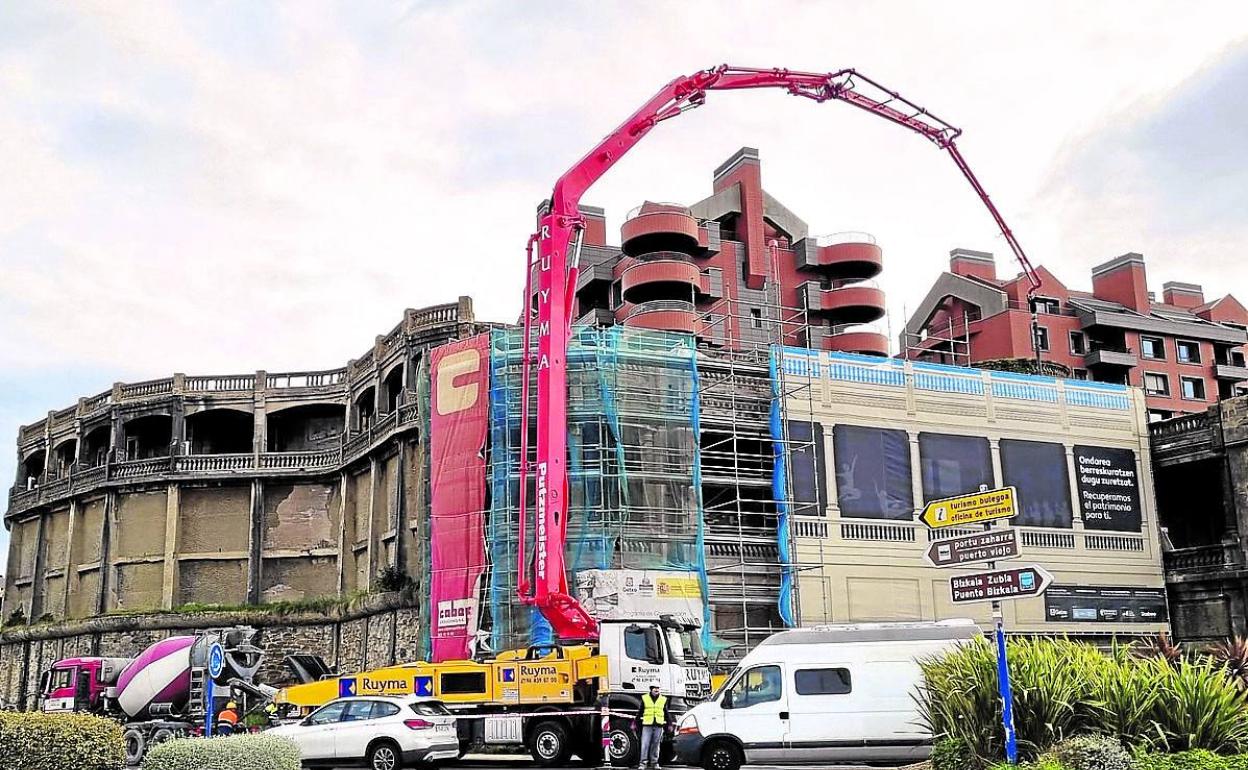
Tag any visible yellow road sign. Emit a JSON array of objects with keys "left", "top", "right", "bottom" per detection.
[{"left": 921, "top": 486, "right": 1018, "bottom": 529}]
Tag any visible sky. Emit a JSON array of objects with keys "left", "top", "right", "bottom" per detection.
[{"left": 2, "top": 1, "right": 1248, "bottom": 557}]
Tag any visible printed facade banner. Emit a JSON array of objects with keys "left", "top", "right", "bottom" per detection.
[
  {"left": 1073, "top": 445, "right": 1142, "bottom": 532},
  {"left": 574, "top": 569, "right": 705, "bottom": 628},
  {"left": 429, "top": 334, "right": 490, "bottom": 661}
]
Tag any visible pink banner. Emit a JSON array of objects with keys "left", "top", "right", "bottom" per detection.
[{"left": 428, "top": 334, "right": 490, "bottom": 661}]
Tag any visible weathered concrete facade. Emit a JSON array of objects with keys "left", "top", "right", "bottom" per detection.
[
  {"left": 4, "top": 299, "right": 486, "bottom": 622},
  {"left": 1150, "top": 396, "right": 1248, "bottom": 641},
  {"left": 0, "top": 592, "right": 420, "bottom": 710}
]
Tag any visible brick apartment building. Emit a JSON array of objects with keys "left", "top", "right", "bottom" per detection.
[
  {"left": 567, "top": 147, "right": 889, "bottom": 355},
  {"left": 902, "top": 250, "right": 1248, "bottom": 421}
]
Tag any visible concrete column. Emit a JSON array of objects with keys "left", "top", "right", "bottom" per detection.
[
  {"left": 169, "top": 397, "right": 185, "bottom": 455},
  {"left": 28, "top": 514, "right": 48, "bottom": 620},
  {"left": 161, "top": 484, "right": 180, "bottom": 609},
  {"left": 823, "top": 425, "right": 839, "bottom": 519},
  {"left": 254, "top": 371, "right": 268, "bottom": 458},
  {"left": 62, "top": 500, "right": 79, "bottom": 617},
  {"left": 97, "top": 491, "right": 116, "bottom": 614},
  {"left": 1, "top": 523, "right": 21, "bottom": 620},
  {"left": 988, "top": 438, "right": 1003, "bottom": 488},
  {"left": 365, "top": 456, "right": 381, "bottom": 587},
  {"left": 1065, "top": 445, "right": 1084, "bottom": 528},
  {"left": 908, "top": 432, "right": 923, "bottom": 518},
  {"left": 393, "top": 443, "right": 407, "bottom": 574},
  {"left": 109, "top": 403, "right": 124, "bottom": 462},
  {"left": 335, "top": 471, "right": 349, "bottom": 596},
  {"left": 247, "top": 479, "right": 264, "bottom": 605}
]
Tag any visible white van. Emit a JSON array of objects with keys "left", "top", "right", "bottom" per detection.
[{"left": 674, "top": 620, "right": 981, "bottom": 770}]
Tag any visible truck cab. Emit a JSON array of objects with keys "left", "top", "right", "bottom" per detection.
[
  {"left": 600, "top": 617, "right": 711, "bottom": 707},
  {"left": 39, "top": 657, "right": 127, "bottom": 714}
]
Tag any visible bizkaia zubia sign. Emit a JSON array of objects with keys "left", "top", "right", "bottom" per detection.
[{"left": 1073, "top": 445, "right": 1142, "bottom": 532}]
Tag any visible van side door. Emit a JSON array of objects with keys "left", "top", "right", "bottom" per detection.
[
  {"left": 787, "top": 666, "right": 855, "bottom": 762},
  {"left": 720, "top": 664, "right": 789, "bottom": 762}
]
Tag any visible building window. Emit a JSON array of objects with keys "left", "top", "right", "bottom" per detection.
[
  {"left": 1141, "top": 336, "right": 1165, "bottom": 360},
  {"left": 1176, "top": 340, "right": 1201, "bottom": 364},
  {"left": 1031, "top": 297, "right": 1061, "bottom": 315},
  {"left": 1069, "top": 332, "right": 1087, "bottom": 355},
  {"left": 1034, "top": 326, "right": 1050, "bottom": 352},
  {"left": 750, "top": 308, "right": 763, "bottom": 329},
  {"left": 610, "top": 281, "right": 622, "bottom": 309},
  {"left": 999, "top": 439, "right": 1073, "bottom": 528},
  {"left": 1071, "top": 369, "right": 1088, "bottom": 380},
  {"left": 1181, "top": 376, "right": 1206, "bottom": 400},
  {"left": 833, "top": 425, "right": 913, "bottom": 520},
  {"left": 1144, "top": 373, "right": 1170, "bottom": 396}
]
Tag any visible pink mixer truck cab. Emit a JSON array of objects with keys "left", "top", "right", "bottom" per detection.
[{"left": 40, "top": 656, "right": 129, "bottom": 713}]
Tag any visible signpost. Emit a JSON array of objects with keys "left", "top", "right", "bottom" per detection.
[
  {"left": 949, "top": 565, "right": 1053, "bottom": 604},
  {"left": 204, "top": 642, "right": 225, "bottom": 738},
  {"left": 920, "top": 486, "right": 1017, "bottom": 529},
  {"left": 924, "top": 529, "right": 1020, "bottom": 569},
  {"left": 920, "top": 486, "right": 1038, "bottom": 766}
]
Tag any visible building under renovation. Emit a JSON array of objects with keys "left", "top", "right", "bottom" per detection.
[{"left": 5, "top": 149, "right": 1170, "bottom": 668}]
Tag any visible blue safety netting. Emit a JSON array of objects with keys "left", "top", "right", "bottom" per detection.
[
  {"left": 769, "top": 346, "right": 797, "bottom": 628},
  {"left": 484, "top": 326, "right": 711, "bottom": 653}
]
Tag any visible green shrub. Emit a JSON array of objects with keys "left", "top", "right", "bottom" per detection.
[
  {"left": 0, "top": 710, "right": 124, "bottom": 770},
  {"left": 1051, "top": 734, "right": 1133, "bottom": 770},
  {"left": 932, "top": 736, "right": 977, "bottom": 770},
  {"left": 1134, "top": 749, "right": 1231, "bottom": 770},
  {"left": 918, "top": 637, "right": 1248, "bottom": 764},
  {"left": 140, "top": 733, "right": 300, "bottom": 770}
]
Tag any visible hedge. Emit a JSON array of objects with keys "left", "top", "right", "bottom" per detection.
[
  {"left": 0, "top": 710, "right": 124, "bottom": 770},
  {"left": 140, "top": 733, "right": 300, "bottom": 770}
]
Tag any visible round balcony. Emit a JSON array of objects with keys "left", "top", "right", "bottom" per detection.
[
  {"left": 621, "top": 257, "right": 701, "bottom": 305},
  {"left": 621, "top": 203, "right": 699, "bottom": 257},
  {"left": 804, "top": 232, "right": 883, "bottom": 281},
  {"left": 820, "top": 283, "right": 886, "bottom": 325},
  {"left": 625, "top": 300, "right": 699, "bottom": 335},
  {"left": 824, "top": 325, "right": 890, "bottom": 356}
]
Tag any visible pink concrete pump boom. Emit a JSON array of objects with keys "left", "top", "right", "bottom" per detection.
[{"left": 517, "top": 65, "right": 1042, "bottom": 640}]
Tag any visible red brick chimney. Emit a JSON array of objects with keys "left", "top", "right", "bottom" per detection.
[
  {"left": 713, "top": 147, "right": 766, "bottom": 290},
  {"left": 1161, "top": 281, "right": 1204, "bottom": 309},
  {"left": 1091, "top": 253, "right": 1150, "bottom": 312},
  {"left": 949, "top": 248, "right": 997, "bottom": 282}
]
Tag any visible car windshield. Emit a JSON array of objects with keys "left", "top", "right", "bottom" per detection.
[{"left": 712, "top": 667, "right": 741, "bottom": 700}]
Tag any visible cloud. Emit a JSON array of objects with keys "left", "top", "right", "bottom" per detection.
[{"left": 1038, "top": 39, "right": 1248, "bottom": 290}]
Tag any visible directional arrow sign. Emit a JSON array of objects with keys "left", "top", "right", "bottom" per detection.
[
  {"left": 950, "top": 565, "right": 1053, "bottom": 605},
  {"left": 925, "top": 528, "right": 1021, "bottom": 568},
  {"left": 921, "top": 486, "right": 1018, "bottom": 530}
]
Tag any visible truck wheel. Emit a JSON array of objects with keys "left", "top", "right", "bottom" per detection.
[
  {"left": 151, "top": 728, "right": 177, "bottom": 745},
  {"left": 528, "top": 720, "right": 572, "bottom": 767},
  {"left": 702, "top": 740, "right": 741, "bottom": 770},
  {"left": 607, "top": 719, "right": 639, "bottom": 768},
  {"left": 123, "top": 728, "right": 146, "bottom": 767}
]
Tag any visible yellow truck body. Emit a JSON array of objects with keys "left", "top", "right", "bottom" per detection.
[{"left": 276, "top": 645, "right": 609, "bottom": 713}]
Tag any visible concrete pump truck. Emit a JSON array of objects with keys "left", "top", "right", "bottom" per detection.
[{"left": 277, "top": 64, "right": 1042, "bottom": 768}]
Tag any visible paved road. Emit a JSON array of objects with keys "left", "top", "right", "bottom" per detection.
[{"left": 332, "top": 756, "right": 901, "bottom": 770}]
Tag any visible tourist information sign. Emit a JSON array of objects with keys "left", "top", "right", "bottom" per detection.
[
  {"left": 950, "top": 565, "right": 1053, "bottom": 605},
  {"left": 920, "top": 486, "right": 1017, "bottom": 529},
  {"left": 924, "top": 528, "right": 1021, "bottom": 569}
]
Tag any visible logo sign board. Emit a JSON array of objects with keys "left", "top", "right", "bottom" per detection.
[
  {"left": 339, "top": 674, "right": 428, "bottom": 699},
  {"left": 921, "top": 487, "right": 1017, "bottom": 530},
  {"left": 207, "top": 643, "right": 225, "bottom": 679},
  {"left": 924, "top": 528, "right": 1021, "bottom": 569},
  {"left": 950, "top": 565, "right": 1053, "bottom": 605}
]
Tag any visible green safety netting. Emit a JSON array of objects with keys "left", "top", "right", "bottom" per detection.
[{"left": 484, "top": 325, "right": 711, "bottom": 652}]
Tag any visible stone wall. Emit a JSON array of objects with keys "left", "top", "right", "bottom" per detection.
[{"left": 0, "top": 591, "right": 421, "bottom": 710}]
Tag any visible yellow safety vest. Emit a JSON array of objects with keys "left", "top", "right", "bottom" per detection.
[{"left": 642, "top": 693, "right": 667, "bottom": 725}]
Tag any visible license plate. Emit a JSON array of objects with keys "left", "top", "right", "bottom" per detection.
[{"left": 436, "top": 723, "right": 452, "bottom": 732}]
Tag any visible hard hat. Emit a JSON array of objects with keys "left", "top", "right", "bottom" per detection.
[{"left": 226, "top": 701, "right": 237, "bottom": 709}]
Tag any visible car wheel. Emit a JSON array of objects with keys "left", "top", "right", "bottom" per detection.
[
  {"left": 123, "top": 728, "right": 146, "bottom": 767},
  {"left": 607, "top": 718, "right": 639, "bottom": 768},
  {"left": 528, "top": 720, "right": 572, "bottom": 767},
  {"left": 702, "top": 740, "right": 741, "bottom": 770},
  {"left": 368, "top": 740, "right": 404, "bottom": 770}
]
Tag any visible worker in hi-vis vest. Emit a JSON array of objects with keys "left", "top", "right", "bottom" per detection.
[{"left": 634, "top": 684, "right": 671, "bottom": 769}]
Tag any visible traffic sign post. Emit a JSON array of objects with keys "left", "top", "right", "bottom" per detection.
[
  {"left": 920, "top": 486, "right": 1017, "bottom": 529},
  {"left": 924, "top": 529, "right": 1020, "bottom": 569},
  {"left": 921, "top": 485, "right": 1032, "bottom": 766},
  {"left": 205, "top": 642, "right": 225, "bottom": 738}
]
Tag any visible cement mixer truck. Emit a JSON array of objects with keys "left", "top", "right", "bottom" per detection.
[{"left": 38, "top": 626, "right": 266, "bottom": 765}]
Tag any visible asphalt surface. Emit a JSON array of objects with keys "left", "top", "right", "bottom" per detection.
[{"left": 328, "top": 755, "right": 901, "bottom": 770}]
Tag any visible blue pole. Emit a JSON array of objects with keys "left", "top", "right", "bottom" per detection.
[
  {"left": 205, "top": 677, "right": 215, "bottom": 738},
  {"left": 995, "top": 615, "right": 1017, "bottom": 764}
]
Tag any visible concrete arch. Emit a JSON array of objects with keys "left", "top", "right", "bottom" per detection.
[
  {"left": 185, "top": 408, "right": 255, "bottom": 455},
  {"left": 267, "top": 403, "right": 345, "bottom": 452}
]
